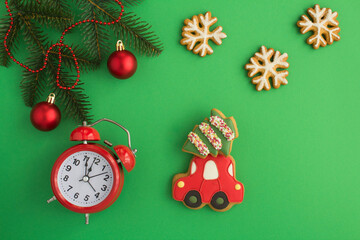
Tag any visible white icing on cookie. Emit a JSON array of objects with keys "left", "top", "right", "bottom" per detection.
[
  {"left": 203, "top": 160, "right": 219, "bottom": 180},
  {"left": 181, "top": 12, "right": 227, "bottom": 57},
  {"left": 190, "top": 161, "right": 197, "bottom": 175},
  {"left": 298, "top": 4, "right": 340, "bottom": 49},
  {"left": 228, "top": 163, "right": 233, "bottom": 177},
  {"left": 188, "top": 132, "right": 210, "bottom": 156},
  {"left": 245, "top": 46, "right": 289, "bottom": 91},
  {"left": 199, "top": 122, "right": 222, "bottom": 150},
  {"left": 210, "top": 116, "right": 235, "bottom": 141}
]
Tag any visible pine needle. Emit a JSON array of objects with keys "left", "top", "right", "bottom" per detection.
[{"left": 0, "top": 16, "right": 20, "bottom": 66}]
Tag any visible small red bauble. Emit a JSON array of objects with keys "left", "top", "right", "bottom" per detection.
[
  {"left": 107, "top": 40, "right": 137, "bottom": 79},
  {"left": 30, "top": 93, "right": 61, "bottom": 131}
]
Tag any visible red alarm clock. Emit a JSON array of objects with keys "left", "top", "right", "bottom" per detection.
[{"left": 47, "top": 118, "right": 136, "bottom": 224}]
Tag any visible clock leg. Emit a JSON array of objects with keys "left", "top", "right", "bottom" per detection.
[
  {"left": 85, "top": 213, "right": 90, "bottom": 225},
  {"left": 47, "top": 196, "right": 57, "bottom": 203}
]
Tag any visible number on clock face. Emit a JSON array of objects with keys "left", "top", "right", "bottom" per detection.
[{"left": 57, "top": 151, "right": 114, "bottom": 207}]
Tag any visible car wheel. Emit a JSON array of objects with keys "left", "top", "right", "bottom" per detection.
[
  {"left": 184, "top": 190, "right": 202, "bottom": 208},
  {"left": 210, "top": 191, "right": 229, "bottom": 210}
]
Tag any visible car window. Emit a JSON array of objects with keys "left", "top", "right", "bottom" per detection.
[{"left": 203, "top": 160, "right": 219, "bottom": 180}]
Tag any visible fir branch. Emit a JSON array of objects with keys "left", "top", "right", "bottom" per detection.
[
  {"left": 47, "top": 56, "right": 93, "bottom": 122},
  {"left": 95, "top": 3, "right": 163, "bottom": 56},
  {"left": 12, "top": 4, "right": 93, "bottom": 122},
  {"left": 0, "top": 16, "right": 20, "bottom": 66},
  {"left": 47, "top": 0, "right": 72, "bottom": 14},
  {"left": 1, "top": 0, "right": 164, "bottom": 123},
  {"left": 14, "top": 0, "right": 72, "bottom": 18},
  {"left": 48, "top": 44, "right": 100, "bottom": 72},
  {"left": 123, "top": 0, "right": 143, "bottom": 6},
  {"left": 18, "top": 12, "right": 48, "bottom": 54},
  {"left": 22, "top": 13, "right": 73, "bottom": 30},
  {"left": 14, "top": 0, "right": 73, "bottom": 30},
  {"left": 20, "top": 49, "right": 47, "bottom": 107},
  {"left": 80, "top": 0, "right": 163, "bottom": 56},
  {"left": 106, "top": 0, "right": 144, "bottom": 7},
  {"left": 77, "top": 0, "right": 111, "bottom": 61},
  {"left": 114, "top": 11, "right": 163, "bottom": 56}
]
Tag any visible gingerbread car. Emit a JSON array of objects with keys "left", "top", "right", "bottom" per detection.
[
  {"left": 173, "top": 154, "right": 244, "bottom": 211},
  {"left": 172, "top": 109, "right": 245, "bottom": 211}
]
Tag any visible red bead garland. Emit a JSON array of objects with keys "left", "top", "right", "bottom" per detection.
[{"left": 3, "top": 0, "right": 125, "bottom": 90}]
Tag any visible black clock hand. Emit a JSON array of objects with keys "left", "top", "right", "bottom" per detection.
[
  {"left": 89, "top": 172, "right": 108, "bottom": 179},
  {"left": 87, "top": 181, "right": 96, "bottom": 192},
  {"left": 87, "top": 159, "right": 95, "bottom": 174},
  {"left": 84, "top": 158, "right": 89, "bottom": 175}
]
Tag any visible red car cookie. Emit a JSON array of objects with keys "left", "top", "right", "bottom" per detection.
[{"left": 172, "top": 109, "right": 244, "bottom": 211}]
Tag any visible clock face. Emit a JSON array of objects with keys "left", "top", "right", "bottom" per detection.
[{"left": 57, "top": 151, "right": 114, "bottom": 207}]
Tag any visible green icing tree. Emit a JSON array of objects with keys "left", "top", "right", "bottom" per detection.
[{"left": 182, "top": 109, "right": 238, "bottom": 158}]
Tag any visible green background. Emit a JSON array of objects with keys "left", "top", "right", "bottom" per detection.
[{"left": 1, "top": 0, "right": 359, "bottom": 239}]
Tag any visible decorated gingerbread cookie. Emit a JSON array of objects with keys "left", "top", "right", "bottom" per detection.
[
  {"left": 180, "top": 12, "right": 227, "bottom": 57},
  {"left": 245, "top": 46, "right": 289, "bottom": 91},
  {"left": 297, "top": 4, "right": 340, "bottom": 49},
  {"left": 172, "top": 109, "right": 244, "bottom": 212}
]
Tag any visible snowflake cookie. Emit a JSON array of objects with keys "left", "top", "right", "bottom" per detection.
[
  {"left": 180, "top": 12, "right": 227, "bottom": 57},
  {"left": 245, "top": 46, "right": 289, "bottom": 91},
  {"left": 297, "top": 4, "right": 340, "bottom": 49}
]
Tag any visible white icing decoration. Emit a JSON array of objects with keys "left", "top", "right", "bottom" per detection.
[
  {"left": 245, "top": 46, "right": 289, "bottom": 91},
  {"left": 228, "top": 163, "right": 233, "bottom": 177},
  {"left": 181, "top": 12, "right": 227, "bottom": 57},
  {"left": 199, "top": 122, "right": 222, "bottom": 150},
  {"left": 209, "top": 116, "right": 235, "bottom": 141},
  {"left": 188, "top": 132, "right": 210, "bottom": 156},
  {"left": 203, "top": 160, "right": 218, "bottom": 180},
  {"left": 190, "top": 161, "right": 197, "bottom": 175},
  {"left": 298, "top": 4, "right": 340, "bottom": 49}
]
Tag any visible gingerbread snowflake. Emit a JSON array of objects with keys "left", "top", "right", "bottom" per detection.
[
  {"left": 297, "top": 4, "right": 340, "bottom": 49},
  {"left": 245, "top": 46, "right": 289, "bottom": 91},
  {"left": 180, "top": 12, "right": 227, "bottom": 57}
]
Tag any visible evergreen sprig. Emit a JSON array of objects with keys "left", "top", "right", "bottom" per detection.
[
  {"left": 20, "top": 48, "right": 47, "bottom": 107},
  {"left": 118, "top": 0, "right": 143, "bottom": 7},
  {"left": 109, "top": 11, "right": 163, "bottom": 56},
  {"left": 0, "top": 0, "right": 163, "bottom": 123},
  {"left": 13, "top": 0, "right": 73, "bottom": 30},
  {"left": 54, "top": 44, "right": 100, "bottom": 72},
  {"left": 77, "top": 0, "right": 111, "bottom": 61},
  {"left": 0, "top": 16, "right": 20, "bottom": 66},
  {"left": 87, "top": 0, "right": 163, "bottom": 56},
  {"left": 47, "top": 55, "right": 93, "bottom": 122}
]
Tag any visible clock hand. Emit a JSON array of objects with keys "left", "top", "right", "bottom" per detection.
[
  {"left": 89, "top": 172, "right": 108, "bottom": 179},
  {"left": 87, "top": 181, "right": 96, "bottom": 192},
  {"left": 87, "top": 159, "right": 95, "bottom": 174},
  {"left": 84, "top": 158, "right": 89, "bottom": 175}
]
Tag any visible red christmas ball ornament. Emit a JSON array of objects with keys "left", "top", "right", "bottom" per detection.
[
  {"left": 30, "top": 93, "right": 61, "bottom": 131},
  {"left": 107, "top": 40, "right": 137, "bottom": 79}
]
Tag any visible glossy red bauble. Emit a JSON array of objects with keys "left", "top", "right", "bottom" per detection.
[
  {"left": 30, "top": 95, "right": 61, "bottom": 131},
  {"left": 107, "top": 50, "right": 137, "bottom": 79}
]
